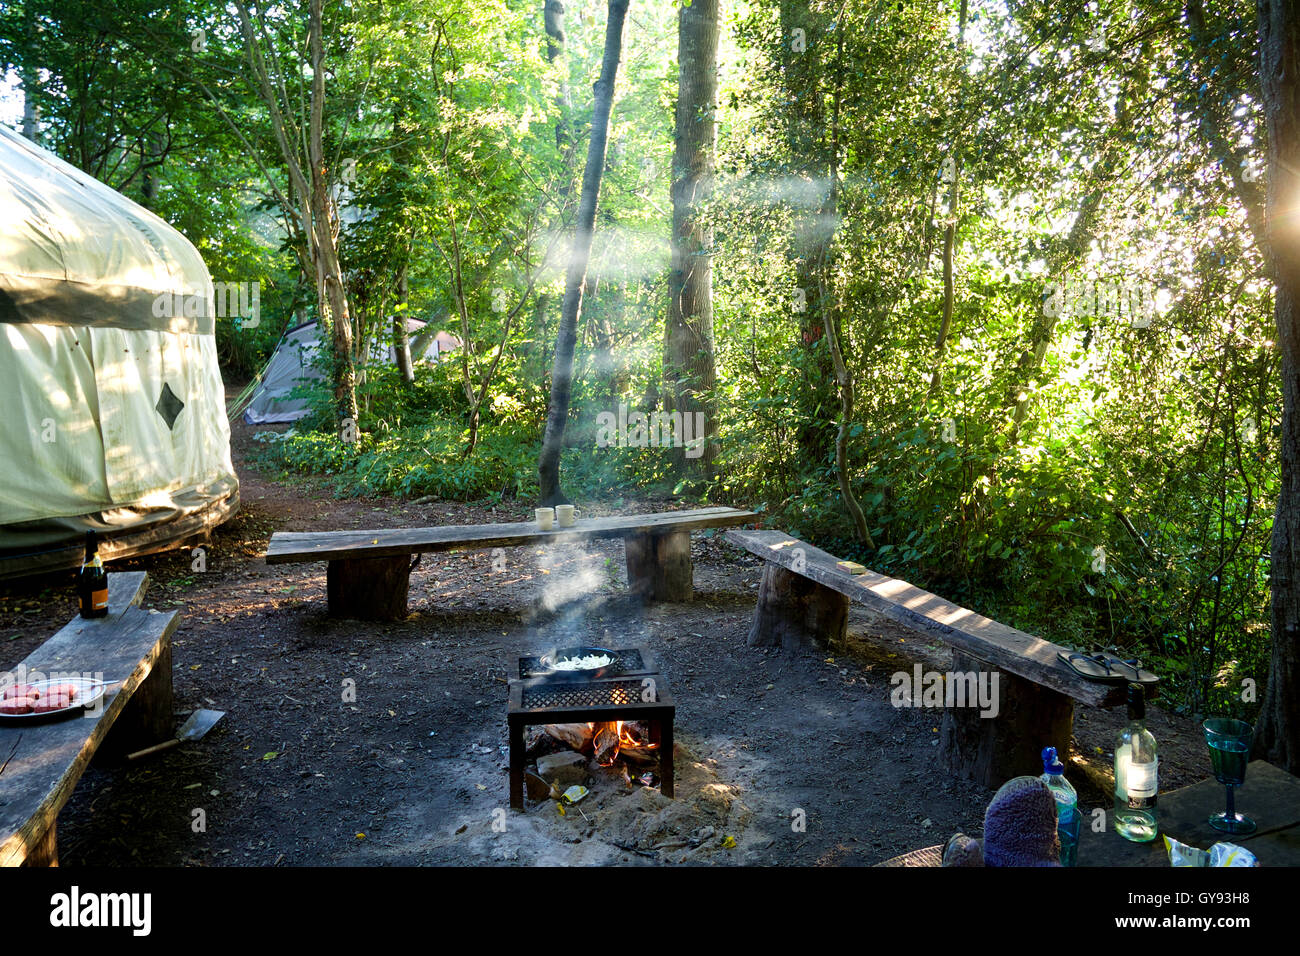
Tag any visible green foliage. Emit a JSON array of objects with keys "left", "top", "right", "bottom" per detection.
[{"left": 18, "top": 0, "right": 1279, "bottom": 721}]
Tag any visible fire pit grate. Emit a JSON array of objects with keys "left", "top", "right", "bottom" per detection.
[
  {"left": 518, "top": 648, "right": 649, "bottom": 680},
  {"left": 508, "top": 646, "right": 674, "bottom": 809},
  {"left": 521, "top": 678, "right": 650, "bottom": 709}
]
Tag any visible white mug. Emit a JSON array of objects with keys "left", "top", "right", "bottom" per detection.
[
  {"left": 535, "top": 507, "right": 555, "bottom": 530},
  {"left": 556, "top": 504, "right": 576, "bottom": 527}
]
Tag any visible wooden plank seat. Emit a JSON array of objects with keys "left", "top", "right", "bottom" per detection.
[
  {"left": 727, "top": 528, "right": 1134, "bottom": 788},
  {"left": 0, "top": 572, "right": 179, "bottom": 866},
  {"left": 266, "top": 506, "right": 757, "bottom": 620}
]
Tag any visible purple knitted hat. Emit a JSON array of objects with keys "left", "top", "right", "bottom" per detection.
[{"left": 982, "top": 775, "right": 1061, "bottom": 867}]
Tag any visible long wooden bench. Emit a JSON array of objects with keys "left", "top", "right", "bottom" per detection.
[
  {"left": 727, "top": 529, "right": 1133, "bottom": 787},
  {"left": 267, "top": 506, "right": 757, "bottom": 620},
  {"left": 0, "top": 572, "right": 179, "bottom": 866}
]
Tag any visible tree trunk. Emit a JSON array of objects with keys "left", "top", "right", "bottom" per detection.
[
  {"left": 928, "top": 0, "right": 968, "bottom": 397},
  {"left": 1255, "top": 0, "right": 1300, "bottom": 773},
  {"left": 664, "top": 0, "right": 719, "bottom": 479},
  {"left": 625, "top": 530, "right": 693, "bottom": 602},
  {"left": 19, "top": 6, "right": 39, "bottom": 142},
  {"left": 745, "top": 563, "right": 848, "bottom": 649},
  {"left": 537, "top": 0, "right": 630, "bottom": 506},
  {"left": 327, "top": 556, "right": 411, "bottom": 621},
  {"left": 394, "top": 252, "right": 415, "bottom": 385},
  {"left": 544, "top": 0, "right": 572, "bottom": 155},
  {"left": 780, "top": 1, "right": 835, "bottom": 468},
  {"left": 234, "top": 0, "right": 358, "bottom": 428},
  {"left": 939, "top": 652, "right": 1074, "bottom": 788},
  {"left": 821, "top": 30, "right": 873, "bottom": 548},
  {"left": 307, "top": 0, "right": 358, "bottom": 427}
]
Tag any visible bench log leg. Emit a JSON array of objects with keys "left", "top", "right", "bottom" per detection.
[
  {"left": 327, "top": 555, "right": 411, "bottom": 620},
  {"left": 99, "top": 636, "right": 175, "bottom": 762},
  {"left": 939, "top": 651, "right": 1073, "bottom": 789},
  {"left": 625, "top": 531, "right": 693, "bottom": 602},
  {"left": 20, "top": 822, "right": 58, "bottom": 867},
  {"left": 746, "top": 562, "right": 849, "bottom": 650}
]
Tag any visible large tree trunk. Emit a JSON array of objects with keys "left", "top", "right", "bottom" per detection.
[
  {"left": 664, "top": 0, "right": 720, "bottom": 480},
  {"left": 779, "top": 1, "right": 835, "bottom": 469},
  {"left": 235, "top": 0, "right": 358, "bottom": 428},
  {"left": 537, "top": 0, "right": 630, "bottom": 506},
  {"left": 307, "top": 0, "right": 357, "bottom": 427},
  {"left": 1255, "top": 0, "right": 1300, "bottom": 773}
]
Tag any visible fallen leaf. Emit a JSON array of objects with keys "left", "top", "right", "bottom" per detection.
[
  {"left": 475, "top": 784, "right": 487, "bottom": 791},
  {"left": 263, "top": 751, "right": 278, "bottom": 761},
  {"left": 721, "top": 835, "right": 736, "bottom": 849},
  {"left": 356, "top": 832, "right": 366, "bottom": 839}
]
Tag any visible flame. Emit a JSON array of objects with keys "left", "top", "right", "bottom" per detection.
[{"left": 587, "top": 720, "right": 658, "bottom": 766}]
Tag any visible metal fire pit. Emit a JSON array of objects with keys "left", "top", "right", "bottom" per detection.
[{"left": 507, "top": 646, "right": 674, "bottom": 810}]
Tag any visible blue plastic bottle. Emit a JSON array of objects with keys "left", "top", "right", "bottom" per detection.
[{"left": 1041, "top": 746, "right": 1079, "bottom": 866}]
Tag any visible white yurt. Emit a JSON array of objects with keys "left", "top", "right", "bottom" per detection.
[
  {"left": 242, "top": 318, "right": 460, "bottom": 425},
  {"left": 0, "top": 124, "right": 239, "bottom": 577}
]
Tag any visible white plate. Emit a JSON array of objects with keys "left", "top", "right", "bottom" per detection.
[{"left": 0, "top": 677, "right": 107, "bottom": 721}]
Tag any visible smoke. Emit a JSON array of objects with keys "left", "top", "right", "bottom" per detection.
[
  {"left": 534, "top": 226, "right": 670, "bottom": 285},
  {"left": 519, "top": 544, "right": 615, "bottom": 655}
]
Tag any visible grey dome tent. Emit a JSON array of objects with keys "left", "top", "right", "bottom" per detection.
[
  {"left": 242, "top": 318, "right": 460, "bottom": 425},
  {"left": 0, "top": 125, "right": 239, "bottom": 578}
]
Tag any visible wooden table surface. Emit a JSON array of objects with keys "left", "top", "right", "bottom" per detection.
[{"left": 1079, "top": 760, "right": 1300, "bottom": 866}]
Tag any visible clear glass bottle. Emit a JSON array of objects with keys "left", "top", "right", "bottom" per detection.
[{"left": 1114, "top": 682, "right": 1158, "bottom": 842}]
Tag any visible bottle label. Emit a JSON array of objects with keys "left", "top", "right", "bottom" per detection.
[
  {"left": 1127, "top": 759, "right": 1157, "bottom": 799},
  {"left": 92, "top": 588, "right": 108, "bottom": 611}
]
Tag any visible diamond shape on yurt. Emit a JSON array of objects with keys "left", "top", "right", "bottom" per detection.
[{"left": 156, "top": 382, "right": 185, "bottom": 429}]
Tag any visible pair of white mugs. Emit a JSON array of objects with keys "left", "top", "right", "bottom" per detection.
[{"left": 536, "top": 505, "right": 576, "bottom": 530}]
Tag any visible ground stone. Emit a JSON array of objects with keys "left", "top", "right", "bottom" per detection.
[{"left": 537, "top": 751, "right": 589, "bottom": 788}]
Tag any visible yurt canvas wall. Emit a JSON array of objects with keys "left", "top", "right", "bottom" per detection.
[{"left": 0, "top": 125, "right": 239, "bottom": 577}]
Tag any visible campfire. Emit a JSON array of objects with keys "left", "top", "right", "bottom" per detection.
[
  {"left": 508, "top": 644, "right": 676, "bottom": 808},
  {"left": 535, "top": 720, "right": 660, "bottom": 771}
]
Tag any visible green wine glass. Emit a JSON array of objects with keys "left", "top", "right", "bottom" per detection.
[{"left": 1203, "top": 717, "right": 1257, "bottom": 836}]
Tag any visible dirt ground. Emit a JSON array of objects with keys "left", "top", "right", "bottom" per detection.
[{"left": 0, "top": 410, "right": 1211, "bottom": 866}]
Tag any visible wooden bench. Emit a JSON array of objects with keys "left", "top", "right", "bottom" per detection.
[
  {"left": 0, "top": 572, "right": 179, "bottom": 866},
  {"left": 727, "top": 529, "right": 1131, "bottom": 787},
  {"left": 266, "top": 506, "right": 757, "bottom": 621}
]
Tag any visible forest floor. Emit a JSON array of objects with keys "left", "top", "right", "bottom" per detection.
[{"left": 0, "top": 399, "right": 1211, "bottom": 866}]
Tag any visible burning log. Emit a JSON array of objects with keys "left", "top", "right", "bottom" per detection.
[
  {"left": 619, "top": 747, "right": 659, "bottom": 767},
  {"left": 593, "top": 722, "right": 621, "bottom": 766},
  {"left": 620, "top": 721, "right": 653, "bottom": 748},
  {"left": 544, "top": 723, "right": 594, "bottom": 752},
  {"left": 540, "top": 720, "right": 660, "bottom": 767}
]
